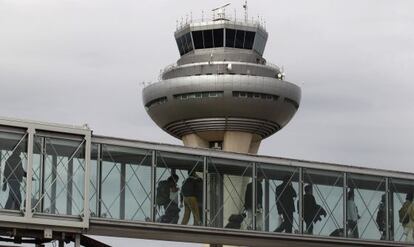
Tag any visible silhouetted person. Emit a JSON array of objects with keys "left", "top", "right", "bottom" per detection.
[
  {"left": 299, "top": 184, "right": 326, "bottom": 234},
  {"left": 400, "top": 192, "right": 414, "bottom": 242},
  {"left": 156, "top": 174, "right": 180, "bottom": 224},
  {"left": 303, "top": 184, "right": 317, "bottom": 234},
  {"left": 181, "top": 170, "right": 202, "bottom": 225},
  {"left": 347, "top": 189, "right": 360, "bottom": 238},
  {"left": 2, "top": 150, "right": 26, "bottom": 210},
  {"left": 244, "top": 176, "right": 263, "bottom": 230},
  {"left": 274, "top": 175, "right": 297, "bottom": 233},
  {"left": 376, "top": 194, "right": 386, "bottom": 240}
]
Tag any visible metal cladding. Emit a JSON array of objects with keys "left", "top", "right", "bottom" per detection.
[{"left": 142, "top": 18, "right": 301, "bottom": 140}]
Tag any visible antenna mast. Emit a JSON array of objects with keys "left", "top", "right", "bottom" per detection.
[{"left": 243, "top": 0, "right": 248, "bottom": 22}]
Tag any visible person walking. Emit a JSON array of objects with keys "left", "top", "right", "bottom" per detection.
[
  {"left": 347, "top": 189, "right": 360, "bottom": 238},
  {"left": 376, "top": 194, "right": 386, "bottom": 240},
  {"left": 274, "top": 175, "right": 297, "bottom": 233},
  {"left": 3, "top": 150, "right": 26, "bottom": 210},
  {"left": 244, "top": 176, "right": 263, "bottom": 230},
  {"left": 400, "top": 193, "right": 414, "bottom": 242},
  {"left": 180, "top": 170, "right": 202, "bottom": 226}
]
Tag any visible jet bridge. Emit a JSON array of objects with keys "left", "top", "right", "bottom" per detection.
[{"left": 0, "top": 117, "right": 412, "bottom": 246}]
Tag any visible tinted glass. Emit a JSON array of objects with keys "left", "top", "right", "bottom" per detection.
[
  {"left": 213, "top": 29, "right": 224, "bottom": 47},
  {"left": 235, "top": 30, "right": 245, "bottom": 48},
  {"left": 244, "top": 31, "right": 255, "bottom": 49},
  {"left": 176, "top": 38, "right": 184, "bottom": 56},
  {"left": 185, "top": 32, "right": 193, "bottom": 52},
  {"left": 203, "top": 29, "right": 213, "bottom": 48},
  {"left": 225, "top": 28, "right": 236, "bottom": 47},
  {"left": 180, "top": 36, "right": 188, "bottom": 54},
  {"left": 192, "top": 31, "right": 204, "bottom": 49}
]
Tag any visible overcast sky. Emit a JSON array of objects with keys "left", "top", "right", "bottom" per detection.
[{"left": 1, "top": 0, "right": 413, "bottom": 246}]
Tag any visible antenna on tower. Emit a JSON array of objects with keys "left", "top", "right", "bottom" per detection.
[
  {"left": 243, "top": 0, "right": 248, "bottom": 22},
  {"left": 212, "top": 3, "right": 231, "bottom": 21}
]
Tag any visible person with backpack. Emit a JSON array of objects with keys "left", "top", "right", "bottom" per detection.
[
  {"left": 3, "top": 150, "right": 26, "bottom": 210},
  {"left": 156, "top": 174, "right": 180, "bottom": 224},
  {"left": 180, "top": 170, "right": 202, "bottom": 225},
  {"left": 400, "top": 193, "right": 414, "bottom": 242},
  {"left": 300, "top": 184, "right": 327, "bottom": 234},
  {"left": 376, "top": 194, "right": 386, "bottom": 240},
  {"left": 274, "top": 175, "right": 297, "bottom": 233}
]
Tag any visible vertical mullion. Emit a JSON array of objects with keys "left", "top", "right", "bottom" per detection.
[
  {"left": 252, "top": 162, "right": 257, "bottom": 231},
  {"left": 202, "top": 156, "right": 208, "bottom": 226},
  {"left": 67, "top": 158, "right": 73, "bottom": 215},
  {"left": 298, "top": 167, "right": 303, "bottom": 234},
  {"left": 264, "top": 178, "right": 269, "bottom": 232},
  {"left": 97, "top": 144, "right": 102, "bottom": 217},
  {"left": 83, "top": 133, "right": 91, "bottom": 227},
  {"left": 150, "top": 150, "right": 157, "bottom": 222},
  {"left": 40, "top": 137, "right": 46, "bottom": 212},
  {"left": 385, "top": 177, "right": 390, "bottom": 241},
  {"left": 51, "top": 155, "right": 57, "bottom": 214},
  {"left": 120, "top": 163, "right": 126, "bottom": 220},
  {"left": 343, "top": 172, "right": 348, "bottom": 237},
  {"left": 24, "top": 128, "right": 35, "bottom": 218}
]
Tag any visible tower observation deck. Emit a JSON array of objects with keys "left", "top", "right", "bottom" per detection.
[{"left": 142, "top": 6, "right": 301, "bottom": 152}]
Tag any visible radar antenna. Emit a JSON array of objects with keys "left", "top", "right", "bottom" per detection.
[{"left": 212, "top": 3, "right": 231, "bottom": 21}]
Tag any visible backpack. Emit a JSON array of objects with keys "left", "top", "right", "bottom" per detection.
[
  {"left": 156, "top": 180, "right": 170, "bottom": 206},
  {"left": 181, "top": 177, "right": 195, "bottom": 197},
  {"left": 399, "top": 201, "right": 411, "bottom": 225}
]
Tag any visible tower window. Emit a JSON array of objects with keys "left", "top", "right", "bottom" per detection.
[
  {"left": 233, "top": 91, "right": 279, "bottom": 101},
  {"left": 174, "top": 91, "right": 224, "bottom": 100},
  {"left": 235, "top": 30, "right": 245, "bottom": 48},
  {"left": 213, "top": 29, "right": 224, "bottom": 47},
  {"left": 225, "top": 28, "right": 236, "bottom": 48},
  {"left": 192, "top": 31, "right": 204, "bottom": 49},
  {"left": 203, "top": 29, "right": 213, "bottom": 48},
  {"left": 244, "top": 31, "right": 255, "bottom": 49}
]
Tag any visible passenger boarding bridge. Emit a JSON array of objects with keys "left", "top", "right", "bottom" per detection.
[{"left": 0, "top": 117, "right": 412, "bottom": 247}]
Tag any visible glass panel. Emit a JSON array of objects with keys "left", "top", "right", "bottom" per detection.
[
  {"left": 32, "top": 135, "right": 85, "bottom": 216},
  {"left": 176, "top": 37, "right": 185, "bottom": 56},
  {"left": 390, "top": 178, "right": 414, "bottom": 242},
  {"left": 213, "top": 28, "right": 224, "bottom": 47},
  {"left": 257, "top": 163, "right": 299, "bottom": 234},
  {"left": 347, "top": 173, "right": 386, "bottom": 240},
  {"left": 185, "top": 32, "right": 193, "bottom": 52},
  {"left": 156, "top": 151, "right": 203, "bottom": 226},
  {"left": 225, "top": 28, "right": 236, "bottom": 48},
  {"left": 207, "top": 157, "right": 253, "bottom": 230},
  {"left": 100, "top": 145, "right": 152, "bottom": 221},
  {"left": 180, "top": 35, "right": 188, "bottom": 54},
  {"left": 235, "top": 30, "right": 245, "bottom": 49},
  {"left": 303, "top": 169, "right": 344, "bottom": 237},
  {"left": 192, "top": 31, "right": 204, "bottom": 49},
  {"left": 244, "top": 31, "right": 255, "bottom": 49},
  {"left": 203, "top": 29, "right": 213, "bottom": 48},
  {"left": 0, "top": 130, "right": 27, "bottom": 211}
]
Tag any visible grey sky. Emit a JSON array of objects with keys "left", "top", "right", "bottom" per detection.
[{"left": 0, "top": 0, "right": 413, "bottom": 246}]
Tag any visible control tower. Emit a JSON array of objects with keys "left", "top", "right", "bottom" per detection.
[{"left": 142, "top": 3, "right": 301, "bottom": 229}]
